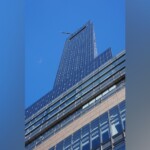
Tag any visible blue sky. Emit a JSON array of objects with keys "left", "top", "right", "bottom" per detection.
[{"left": 25, "top": 0, "right": 125, "bottom": 108}]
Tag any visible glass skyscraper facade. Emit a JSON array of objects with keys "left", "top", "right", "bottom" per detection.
[
  {"left": 53, "top": 21, "right": 112, "bottom": 93},
  {"left": 25, "top": 21, "right": 126, "bottom": 150},
  {"left": 25, "top": 21, "right": 112, "bottom": 119}
]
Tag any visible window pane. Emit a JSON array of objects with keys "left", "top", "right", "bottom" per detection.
[
  {"left": 91, "top": 118, "right": 99, "bottom": 131},
  {"left": 73, "top": 130, "right": 81, "bottom": 142},
  {"left": 119, "top": 101, "right": 126, "bottom": 130},
  {"left": 109, "top": 106, "right": 123, "bottom": 137},
  {"left": 64, "top": 136, "right": 72, "bottom": 148},
  {"left": 72, "top": 141, "right": 80, "bottom": 150},
  {"left": 99, "top": 112, "right": 111, "bottom": 143},
  {"left": 91, "top": 125, "right": 100, "bottom": 150},
  {"left": 56, "top": 141, "right": 63, "bottom": 150},
  {"left": 81, "top": 135, "right": 90, "bottom": 150},
  {"left": 114, "top": 142, "right": 125, "bottom": 150},
  {"left": 82, "top": 124, "right": 90, "bottom": 136}
]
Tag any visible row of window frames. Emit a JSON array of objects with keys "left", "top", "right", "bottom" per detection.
[
  {"left": 25, "top": 72, "right": 125, "bottom": 145},
  {"left": 25, "top": 51, "right": 123, "bottom": 120},
  {"left": 52, "top": 61, "right": 93, "bottom": 79},
  {"left": 25, "top": 52, "right": 124, "bottom": 120},
  {"left": 54, "top": 65, "right": 125, "bottom": 115},
  {"left": 25, "top": 81, "right": 120, "bottom": 135},
  {"left": 59, "top": 51, "right": 92, "bottom": 65},
  {"left": 55, "top": 57, "right": 125, "bottom": 106},
  {"left": 60, "top": 57, "right": 109, "bottom": 79},
  {"left": 57, "top": 66, "right": 112, "bottom": 88},
  {"left": 25, "top": 60, "right": 125, "bottom": 131},
  {"left": 57, "top": 67, "right": 97, "bottom": 81},
  {"left": 25, "top": 69, "right": 125, "bottom": 136},
  {"left": 82, "top": 85, "right": 117, "bottom": 109},
  {"left": 25, "top": 61, "right": 125, "bottom": 132},
  {"left": 62, "top": 142, "right": 125, "bottom": 150},
  {"left": 25, "top": 91, "right": 124, "bottom": 150},
  {"left": 25, "top": 52, "right": 123, "bottom": 120},
  {"left": 27, "top": 89, "right": 125, "bottom": 149},
  {"left": 25, "top": 75, "right": 124, "bottom": 146},
  {"left": 80, "top": 82, "right": 125, "bottom": 119},
  {"left": 61, "top": 125, "right": 123, "bottom": 144},
  {"left": 49, "top": 108, "right": 125, "bottom": 150},
  {"left": 56, "top": 51, "right": 112, "bottom": 83},
  {"left": 25, "top": 108, "right": 84, "bottom": 149},
  {"left": 27, "top": 119, "right": 124, "bottom": 150},
  {"left": 63, "top": 136, "right": 122, "bottom": 150},
  {"left": 25, "top": 98, "right": 125, "bottom": 149},
  {"left": 81, "top": 83, "right": 120, "bottom": 112},
  {"left": 26, "top": 94, "right": 125, "bottom": 145}
]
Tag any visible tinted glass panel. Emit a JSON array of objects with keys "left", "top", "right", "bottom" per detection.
[
  {"left": 82, "top": 124, "right": 90, "bottom": 136},
  {"left": 119, "top": 101, "right": 126, "bottom": 130},
  {"left": 100, "top": 112, "right": 110, "bottom": 143},
  {"left": 114, "top": 142, "right": 125, "bottom": 150},
  {"left": 64, "top": 136, "right": 72, "bottom": 148},
  {"left": 72, "top": 141, "right": 80, "bottom": 150},
  {"left": 91, "top": 118, "right": 99, "bottom": 131},
  {"left": 91, "top": 127, "right": 100, "bottom": 150},
  {"left": 109, "top": 106, "right": 123, "bottom": 137},
  {"left": 73, "top": 130, "right": 81, "bottom": 142},
  {"left": 81, "top": 135, "right": 90, "bottom": 150},
  {"left": 56, "top": 141, "right": 63, "bottom": 150}
]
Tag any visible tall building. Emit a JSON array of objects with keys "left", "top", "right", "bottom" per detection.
[
  {"left": 25, "top": 21, "right": 126, "bottom": 150},
  {"left": 53, "top": 21, "right": 112, "bottom": 93}
]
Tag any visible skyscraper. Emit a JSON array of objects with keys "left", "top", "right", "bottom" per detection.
[
  {"left": 25, "top": 21, "right": 112, "bottom": 119},
  {"left": 53, "top": 21, "right": 112, "bottom": 92},
  {"left": 25, "top": 21, "right": 126, "bottom": 150}
]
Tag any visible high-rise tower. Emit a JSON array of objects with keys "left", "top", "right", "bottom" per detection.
[
  {"left": 25, "top": 21, "right": 126, "bottom": 150},
  {"left": 25, "top": 21, "right": 112, "bottom": 119},
  {"left": 54, "top": 21, "right": 112, "bottom": 97}
]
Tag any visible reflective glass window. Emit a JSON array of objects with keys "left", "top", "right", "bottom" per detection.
[
  {"left": 91, "top": 118, "right": 100, "bottom": 149},
  {"left": 67, "top": 90, "right": 76, "bottom": 99},
  {"left": 82, "top": 124, "right": 90, "bottom": 136},
  {"left": 93, "top": 78, "right": 100, "bottom": 88},
  {"left": 100, "top": 112, "right": 111, "bottom": 143},
  {"left": 73, "top": 130, "right": 81, "bottom": 142},
  {"left": 81, "top": 135, "right": 90, "bottom": 150},
  {"left": 47, "top": 107, "right": 59, "bottom": 120},
  {"left": 82, "top": 84, "right": 93, "bottom": 95},
  {"left": 72, "top": 142, "right": 80, "bottom": 150},
  {"left": 56, "top": 141, "right": 63, "bottom": 150},
  {"left": 81, "top": 124, "right": 90, "bottom": 150},
  {"left": 64, "top": 136, "right": 72, "bottom": 149},
  {"left": 119, "top": 101, "right": 126, "bottom": 130},
  {"left": 114, "top": 62, "right": 125, "bottom": 74},
  {"left": 51, "top": 101, "right": 60, "bottom": 111},
  {"left": 72, "top": 130, "right": 81, "bottom": 150},
  {"left": 116, "top": 55, "right": 125, "bottom": 65},
  {"left": 91, "top": 118, "right": 99, "bottom": 131},
  {"left": 82, "top": 76, "right": 94, "bottom": 88},
  {"left": 109, "top": 106, "right": 123, "bottom": 137},
  {"left": 67, "top": 95, "right": 75, "bottom": 105},
  {"left": 114, "top": 142, "right": 125, "bottom": 150}
]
